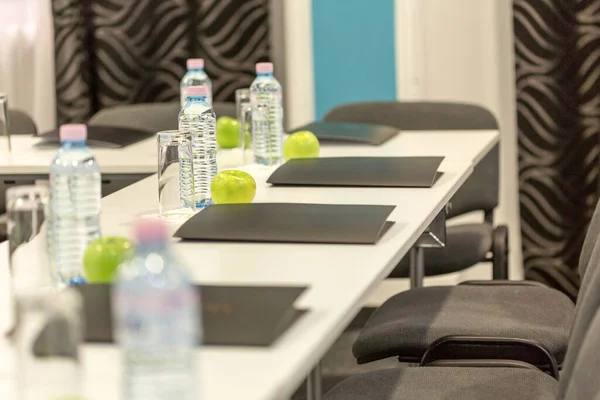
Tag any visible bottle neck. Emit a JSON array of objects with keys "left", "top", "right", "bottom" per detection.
[
  {"left": 136, "top": 241, "right": 169, "bottom": 254},
  {"left": 257, "top": 72, "right": 273, "bottom": 77},
  {"left": 188, "top": 68, "right": 204, "bottom": 73},
  {"left": 60, "top": 140, "right": 86, "bottom": 149}
]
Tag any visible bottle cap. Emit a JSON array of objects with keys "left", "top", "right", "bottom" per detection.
[
  {"left": 187, "top": 85, "right": 207, "bottom": 97},
  {"left": 133, "top": 218, "right": 168, "bottom": 244},
  {"left": 59, "top": 124, "right": 87, "bottom": 142},
  {"left": 187, "top": 58, "right": 204, "bottom": 69},
  {"left": 256, "top": 62, "right": 273, "bottom": 74}
]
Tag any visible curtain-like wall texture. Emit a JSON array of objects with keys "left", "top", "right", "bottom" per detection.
[
  {"left": 51, "top": 0, "right": 270, "bottom": 125},
  {"left": 514, "top": 0, "right": 600, "bottom": 291}
]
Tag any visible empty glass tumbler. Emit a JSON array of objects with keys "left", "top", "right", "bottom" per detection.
[
  {"left": 7, "top": 185, "right": 52, "bottom": 293},
  {"left": 157, "top": 130, "right": 195, "bottom": 219},
  {"left": 235, "top": 88, "right": 253, "bottom": 166},
  {"left": 15, "top": 288, "right": 84, "bottom": 400}
]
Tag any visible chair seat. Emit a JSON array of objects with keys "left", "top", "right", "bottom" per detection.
[
  {"left": 389, "top": 223, "right": 493, "bottom": 278},
  {"left": 353, "top": 285, "right": 574, "bottom": 364},
  {"left": 324, "top": 367, "right": 558, "bottom": 400}
]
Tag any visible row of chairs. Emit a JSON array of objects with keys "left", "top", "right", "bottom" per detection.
[{"left": 323, "top": 199, "right": 600, "bottom": 398}]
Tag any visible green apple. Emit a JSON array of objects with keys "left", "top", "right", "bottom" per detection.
[
  {"left": 283, "top": 131, "right": 320, "bottom": 161},
  {"left": 211, "top": 170, "right": 257, "bottom": 204},
  {"left": 216, "top": 116, "right": 241, "bottom": 149},
  {"left": 83, "top": 236, "right": 134, "bottom": 283}
]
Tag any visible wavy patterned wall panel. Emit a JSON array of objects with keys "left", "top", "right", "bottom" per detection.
[
  {"left": 51, "top": 0, "right": 270, "bottom": 124},
  {"left": 514, "top": 0, "right": 600, "bottom": 275},
  {"left": 198, "top": 0, "right": 270, "bottom": 101},
  {"left": 52, "top": 0, "right": 93, "bottom": 125}
]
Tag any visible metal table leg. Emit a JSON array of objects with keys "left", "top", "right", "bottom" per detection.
[
  {"left": 409, "top": 247, "right": 425, "bottom": 288},
  {"left": 307, "top": 363, "right": 322, "bottom": 400}
]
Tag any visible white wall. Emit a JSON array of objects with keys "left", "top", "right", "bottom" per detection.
[{"left": 396, "top": 0, "right": 523, "bottom": 279}]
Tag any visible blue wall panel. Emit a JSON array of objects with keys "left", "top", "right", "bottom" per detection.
[{"left": 311, "top": 0, "right": 397, "bottom": 119}]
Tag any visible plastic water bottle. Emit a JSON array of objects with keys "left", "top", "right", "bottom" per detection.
[
  {"left": 178, "top": 85, "right": 217, "bottom": 208},
  {"left": 180, "top": 58, "right": 212, "bottom": 107},
  {"left": 113, "top": 219, "right": 199, "bottom": 400},
  {"left": 46, "top": 124, "right": 102, "bottom": 284},
  {"left": 250, "top": 62, "right": 284, "bottom": 165}
]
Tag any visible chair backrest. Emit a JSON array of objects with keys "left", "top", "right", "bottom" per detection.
[
  {"left": 88, "top": 102, "right": 237, "bottom": 132},
  {"left": 323, "top": 102, "right": 499, "bottom": 218},
  {"left": 557, "top": 237, "right": 600, "bottom": 398},
  {"left": 8, "top": 109, "right": 37, "bottom": 135},
  {"left": 562, "top": 308, "right": 600, "bottom": 400},
  {"left": 578, "top": 198, "right": 600, "bottom": 279}
]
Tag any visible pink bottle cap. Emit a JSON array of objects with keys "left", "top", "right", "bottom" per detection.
[
  {"left": 133, "top": 218, "right": 168, "bottom": 244},
  {"left": 256, "top": 62, "right": 273, "bottom": 74},
  {"left": 187, "top": 58, "right": 204, "bottom": 69},
  {"left": 59, "top": 124, "right": 87, "bottom": 142},
  {"left": 187, "top": 86, "right": 207, "bottom": 97}
]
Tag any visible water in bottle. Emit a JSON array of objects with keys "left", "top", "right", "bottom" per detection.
[
  {"left": 113, "top": 218, "right": 199, "bottom": 400},
  {"left": 250, "top": 62, "right": 284, "bottom": 165},
  {"left": 180, "top": 58, "right": 212, "bottom": 107},
  {"left": 178, "top": 85, "right": 217, "bottom": 208},
  {"left": 46, "top": 124, "right": 102, "bottom": 285}
]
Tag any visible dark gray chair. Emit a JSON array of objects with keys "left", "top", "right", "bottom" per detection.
[
  {"left": 88, "top": 101, "right": 236, "bottom": 132},
  {"left": 349, "top": 197, "right": 600, "bottom": 368},
  {"left": 324, "top": 234, "right": 600, "bottom": 400},
  {"left": 8, "top": 109, "right": 37, "bottom": 135},
  {"left": 323, "top": 101, "right": 507, "bottom": 279}
]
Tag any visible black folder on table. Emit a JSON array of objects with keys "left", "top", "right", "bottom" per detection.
[
  {"left": 71, "top": 284, "right": 308, "bottom": 347},
  {"left": 290, "top": 121, "right": 399, "bottom": 145},
  {"left": 267, "top": 157, "right": 444, "bottom": 188},
  {"left": 174, "top": 203, "right": 395, "bottom": 245},
  {"left": 35, "top": 125, "right": 154, "bottom": 149}
]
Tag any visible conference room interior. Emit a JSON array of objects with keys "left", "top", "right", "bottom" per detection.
[{"left": 0, "top": 0, "right": 599, "bottom": 399}]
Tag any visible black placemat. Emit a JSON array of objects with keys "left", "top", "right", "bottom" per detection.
[
  {"left": 267, "top": 157, "right": 444, "bottom": 188},
  {"left": 290, "top": 121, "right": 399, "bottom": 145},
  {"left": 36, "top": 125, "right": 153, "bottom": 149},
  {"left": 73, "top": 284, "right": 308, "bottom": 347},
  {"left": 174, "top": 203, "right": 396, "bottom": 244}
]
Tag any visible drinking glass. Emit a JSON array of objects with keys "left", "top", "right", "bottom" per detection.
[
  {"left": 15, "top": 288, "right": 83, "bottom": 400},
  {"left": 236, "top": 88, "right": 252, "bottom": 166},
  {"left": 0, "top": 93, "right": 11, "bottom": 151},
  {"left": 7, "top": 185, "right": 52, "bottom": 293},
  {"left": 157, "top": 130, "right": 195, "bottom": 220}
]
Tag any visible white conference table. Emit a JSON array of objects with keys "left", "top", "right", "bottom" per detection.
[
  {"left": 0, "top": 130, "right": 498, "bottom": 400},
  {"left": 0, "top": 129, "right": 497, "bottom": 174}
]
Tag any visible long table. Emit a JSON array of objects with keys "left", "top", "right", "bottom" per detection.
[
  {"left": 0, "top": 130, "right": 497, "bottom": 174},
  {"left": 0, "top": 130, "right": 498, "bottom": 399}
]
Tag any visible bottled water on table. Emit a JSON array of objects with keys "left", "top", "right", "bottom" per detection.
[
  {"left": 178, "top": 85, "right": 217, "bottom": 208},
  {"left": 250, "top": 62, "right": 284, "bottom": 165},
  {"left": 113, "top": 219, "right": 199, "bottom": 400},
  {"left": 46, "top": 124, "right": 101, "bottom": 285},
  {"left": 180, "top": 58, "right": 212, "bottom": 107}
]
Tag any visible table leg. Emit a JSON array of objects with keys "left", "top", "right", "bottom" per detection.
[
  {"left": 409, "top": 247, "right": 425, "bottom": 288},
  {"left": 306, "top": 362, "right": 322, "bottom": 400}
]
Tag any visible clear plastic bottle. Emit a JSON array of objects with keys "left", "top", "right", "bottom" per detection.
[
  {"left": 113, "top": 219, "right": 199, "bottom": 400},
  {"left": 250, "top": 62, "right": 284, "bottom": 165},
  {"left": 180, "top": 58, "right": 212, "bottom": 107},
  {"left": 178, "top": 85, "right": 217, "bottom": 208},
  {"left": 46, "top": 124, "right": 102, "bottom": 285}
]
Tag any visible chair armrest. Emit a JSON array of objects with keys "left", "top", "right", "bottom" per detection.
[
  {"left": 424, "top": 359, "right": 543, "bottom": 373},
  {"left": 420, "top": 335, "right": 559, "bottom": 379},
  {"left": 492, "top": 225, "right": 509, "bottom": 279},
  {"left": 459, "top": 280, "right": 548, "bottom": 288}
]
